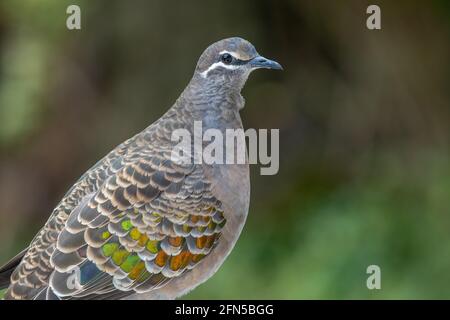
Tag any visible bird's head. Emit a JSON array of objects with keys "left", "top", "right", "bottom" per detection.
[{"left": 194, "top": 37, "right": 282, "bottom": 90}]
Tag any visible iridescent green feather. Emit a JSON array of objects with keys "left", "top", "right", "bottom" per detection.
[
  {"left": 120, "top": 254, "right": 140, "bottom": 273},
  {"left": 102, "top": 243, "right": 119, "bottom": 257}
]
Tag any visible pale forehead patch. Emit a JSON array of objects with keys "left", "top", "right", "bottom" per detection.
[{"left": 219, "top": 50, "right": 249, "bottom": 60}]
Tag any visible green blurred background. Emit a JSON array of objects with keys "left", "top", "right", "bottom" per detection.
[{"left": 0, "top": 0, "right": 449, "bottom": 299}]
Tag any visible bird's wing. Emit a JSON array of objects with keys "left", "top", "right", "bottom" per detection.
[
  {"left": 44, "top": 154, "right": 225, "bottom": 299},
  {"left": 0, "top": 248, "right": 28, "bottom": 289},
  {"left": 5, "top": 137, "right": 135, "bottom": 300}
]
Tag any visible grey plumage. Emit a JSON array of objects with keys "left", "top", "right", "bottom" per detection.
[{"left": 0, "top": 37, "right": 281, "bottom": 300}]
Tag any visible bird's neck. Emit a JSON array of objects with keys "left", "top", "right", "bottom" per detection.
[
  {"left": 176, "top": 76, "right": 245, "bottom": 129},
  {"left": 141, "top": 79, "right": 245, "bottom": 146}
]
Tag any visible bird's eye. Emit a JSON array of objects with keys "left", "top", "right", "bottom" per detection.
[{"left": 221, "top": 53, "right": 233, "bottom": 65}]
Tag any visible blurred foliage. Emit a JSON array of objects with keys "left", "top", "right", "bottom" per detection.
[{"left": 0, "top": 0, "right": 449, "bottom": 299}]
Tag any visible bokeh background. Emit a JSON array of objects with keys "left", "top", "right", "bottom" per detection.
[{"left": 0, "top": 0, "right": 449, "bottom": 299}]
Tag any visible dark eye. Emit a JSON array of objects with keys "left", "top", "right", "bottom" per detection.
[{"left": 221, "top": 53, "right": 233, "bottom": 65}]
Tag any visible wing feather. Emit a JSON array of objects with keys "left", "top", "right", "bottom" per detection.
[{"left": 47, "top": 156, "right": 225, "bottom": 299}]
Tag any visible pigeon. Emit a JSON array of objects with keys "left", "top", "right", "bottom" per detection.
[{"left": 0, "top": 37, "right": 282, "bottom": 299}]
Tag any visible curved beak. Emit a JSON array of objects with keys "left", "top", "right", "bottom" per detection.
[{"left": 249, "top": 55, "right": 283, "bottom": 70}]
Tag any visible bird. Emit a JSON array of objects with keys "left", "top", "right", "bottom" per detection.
[{"left": 0, "top": 37, "right": 282, "bottom": 300}]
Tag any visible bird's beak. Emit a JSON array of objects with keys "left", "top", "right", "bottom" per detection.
[{"left": 249, "top": 55, "right": 283, "bottom": 70}]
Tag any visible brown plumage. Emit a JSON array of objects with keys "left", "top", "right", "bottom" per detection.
[{"left": 0, "top": 37, "right": 282, "bottom": 300}]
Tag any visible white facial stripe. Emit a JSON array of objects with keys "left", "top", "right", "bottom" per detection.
[{"left": 200, "top": 61, "right": 239, "bottom": 78}]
